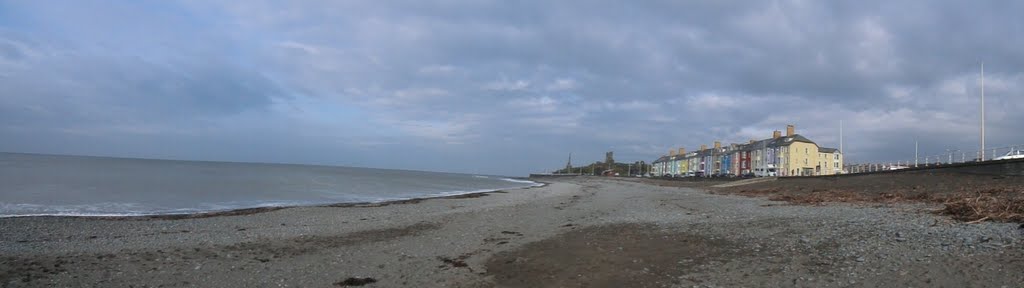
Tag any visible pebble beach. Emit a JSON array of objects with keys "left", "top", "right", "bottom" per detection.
[{"left": 2, "top": 177, "right": 1022, "bottom": 287}]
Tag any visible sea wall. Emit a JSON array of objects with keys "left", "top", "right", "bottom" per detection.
[{"left": 796, "top": 158, "right": 1024, "bottom": 178}]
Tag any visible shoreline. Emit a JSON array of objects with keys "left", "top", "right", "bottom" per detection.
[
  {"left": 1, "top": 182, "right": 548, "bottom": 221},
  {"left": 3, "top": 178, "right": 1021, "bottom": 287}
]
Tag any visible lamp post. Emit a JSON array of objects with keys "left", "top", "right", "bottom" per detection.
[{"left": 980, "top": 63, "right": 985, "bottom": 162}]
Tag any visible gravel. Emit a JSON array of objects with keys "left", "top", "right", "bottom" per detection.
[{"left": 1, "top": 177, "right": 1021, "bottom": 287}]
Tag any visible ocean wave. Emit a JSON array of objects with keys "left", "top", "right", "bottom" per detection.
[
  {"left": 2, "top": 153, "right": 550, "bottom": 218},
  {"left": 1, "top": 178, "right": 542, "bottom": 218},
  {"left": 498, "top": 178, "right": 543, "bottom": 186},
  {"left": 1, "top": 211, "right": 173, "bottom": 218},
  {"left": 0, "top": 202, "right": 153, "bottom": 217},
  {"left": 0, "top": 201, "right": 297, "bottom": 218},
  {"left": 432, "top": 188, "right": 500, "bottom": 196}
]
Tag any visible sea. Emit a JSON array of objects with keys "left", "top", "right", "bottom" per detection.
[{"left": 0, "top": 153, "right": 541, "bottom": 217}]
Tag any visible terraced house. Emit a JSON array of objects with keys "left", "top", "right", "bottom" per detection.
[{"left": 651, "top": 125, "right": 843, "bottom": 177}]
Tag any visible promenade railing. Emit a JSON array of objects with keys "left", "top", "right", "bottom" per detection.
[{"left": 843, "top": 144, "right": 1023, "bottom": 174}]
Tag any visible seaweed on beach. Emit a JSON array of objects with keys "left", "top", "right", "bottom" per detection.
[
  {"left": 710, "top": 171, "right": 1024, "bottom": 223},
  {"left": 938, "top": 189, "right": 1024, "bottom": 223},
  {"left": 755, "top": 187, "right": 1024, "bottom": 223},
  {"left": 762, "top": 189, "right": 937, "bottom": 205}
]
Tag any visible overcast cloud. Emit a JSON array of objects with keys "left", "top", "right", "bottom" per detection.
[{"left": 1, "top": 1, "right": 1022, "bottom": 175}]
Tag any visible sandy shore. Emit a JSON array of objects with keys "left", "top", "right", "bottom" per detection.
[{"left": 2, "top": 177, "right": 1022, "bottom": 287}]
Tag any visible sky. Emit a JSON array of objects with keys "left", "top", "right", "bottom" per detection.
[{"left": 1, "top": 1, "right": 1022, "bottom": 176}]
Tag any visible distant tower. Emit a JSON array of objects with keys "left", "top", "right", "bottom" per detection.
[
  {"left": 565, "top": 153, "right": 573, "bottom": 172},
  {"left": 605, "top": 151, "right": 615, "bottom": 168}
]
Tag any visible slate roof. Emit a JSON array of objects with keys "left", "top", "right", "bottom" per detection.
[
  {"left": 818, "top": 147, "right": 839, "bottom": 153},
  {"left": 652, "top": 155, "right": 670, "bottom": 164},
  {"left": 653, "top": 134, "right": 833, "bottom": 163},
  {"left": 773, "top": 134, "right": 816, "bottom": 146},
  {"left": 735, "top": 143, "right": 754, "bottom": 152}
]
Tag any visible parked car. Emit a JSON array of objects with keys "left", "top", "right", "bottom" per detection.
[{"left": 994, "top": 150, "right": 1024, "bottom": 160}]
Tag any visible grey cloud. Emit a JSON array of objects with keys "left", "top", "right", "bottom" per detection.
[{"left": 2, "top": 0, "right": 1023, "bottom": 176}]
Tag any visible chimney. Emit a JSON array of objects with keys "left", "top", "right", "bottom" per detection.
[
  {"left": 700, "top": 144, "right": 707, "bottom": 151},
  {"left": 772, "top": 130, "right": 782, "bottom": 138},
  {"left": 678, "top": 148, "right": 685, "bottom": 155},
  {"left": 786, "top": 124, "right": 795, "bottom": 136},
  {"left": 669, "top": 149, "right": 676, "bottom": 156},
  {"left": 714, "top": 141, "right": 721, "bottom": 149}
]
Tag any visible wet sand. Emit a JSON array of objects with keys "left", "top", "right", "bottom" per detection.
[{"left": 2, "top": 178, "right": 1022, "bottom": 287}]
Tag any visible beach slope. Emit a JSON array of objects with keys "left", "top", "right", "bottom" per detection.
[{"left": 2, "top": 178, "right": 1022, "bottom": 287}]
